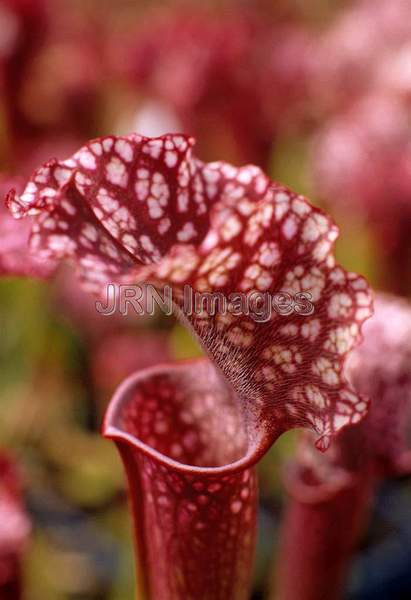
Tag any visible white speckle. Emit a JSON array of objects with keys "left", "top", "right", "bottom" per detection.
[
  {"left": 62, "top": 159, "right": 76, "bottom": 168},
  {"left": 172, "top": 135, "right": 187, "bottom": 149},
  {"left": 122, "top": 233, "right": 138, "bottom": 251},
  {"left": 97, "top": 189, "right": 119, "bottom": 212},
  {"left": 301, "top": 319, "right": 321, "bottom": 342},
  {"left": 178, "top": 191, "right": 189, "bottom": 212},
  {"left": 90, "top": 142, "right": 103, "bottom": 156},
  {"left": 75, "top": 172, "right": 91, "bottom": 186},
  {"left": 151, "top": 175, "right": 169, "bottom": 205},
  {"left": 303, "top": 216, "right": 321, "bottom": 242},
  {"left": 231, "top": 500, "right": 242, "bottom": 514},
  {"left": 255, "top": 175, "right": 267, "bottom": 194},
  {"left": 237, "top": 168, "right": 253, "bottom": 184},
  {"left": 19, "top": 192, "right": 34, "bottom": 204},
  {"left": 276, "top": 191, "right": 290, "bottom": 202},
  {"left": 208, "top": 483, "right": 222, "bottom": 493},
  {"left": 292, "top": 198, "right": 310, "bottom": 216},
  {"left": 165, "top": 150, "right": 178, "bottom": 167},
  {"left": 54, "top": 167, "right": 72, "bottom": 185},
  {"left": 221, "top": 215, "right": 242, "bottom": 241},
  {"left": 102, "top": 138, "right": 113, "bottom": 151},
  {"left": 158, "top": 218, "right": 171, "bottom": 235},
  {"left": 43, "top": 218, "right": 56, "bottom": 229},
  {"left": 115, "top": 139, "right": 133, "bottom": 162},
  {"left": 148, "top": 198, "right": 163, "bottom": 219},
  {"left": 25, "top": 182, "right": 37, "bottom": 193},
  {"left": 102, "top": 218, "right": 119, "bottom": 238},
  {"left": 177, "top": 222, "right": 197, "bottom": 242},
  {"left": 334, "top": 414, "right": 351, "bottom": 429},
  {"left": 222, "top": 164, "right": 238, "bottom": 178},
  {"left": 140, "top": 235, "right": 155, "bottom": 253},
  {"left": 42, "top": 187, "right": 57, "bottom": 198},
  {"left": 351, "top": 277, "right": 367, "bottom": 290},
  {"left": 282, "top": 216, "right": 297, "bottom": 239},
  {"left": 48, "top": 234, "right": 75, "bottom": 253},
  {"left": 106, "top": 157, "right": 128, "bottom": 188},
  {"left": 258, "top": 242, "right": 280, "bottom": 267},
  {"left": 206, "top": 183, "right": 217, "bottom": 198},
  {"left": 202, "top": 167, "right": 220, "bottom": 184},
  {"left": 275, "top": 202, "right": 289, "bottom": 221},
  {"left": 256, "top": 272, "right": 273, "bottom": 290},
  {"left": 305, "top": 384, "right": 327, "bottom": 409},
  {"left": 82, "top": 223, "right": 98, "bottom": 242},
  {"left": 330, "top": 268, "right": 346, "bottom": 285},
  {"left": 144, "top": 139, "right": 163, "bottom": 159},
  {"left": 135, "top": 179, "right": 149, "bottom": 201},
  {"left": 79, "top": 151, "right": 96, "bottom": 170},
  {"left": 114, "top": 206, "right": 133, "bottom": 225},
  {"left": 313, "top": 239, "right": 332, "bottom": 262},
  {"left": 101, "top": 241, "right": 120, "bottom": 260},
  {"left": 328, "top": 293, "right": 352, "bottom": 319}
]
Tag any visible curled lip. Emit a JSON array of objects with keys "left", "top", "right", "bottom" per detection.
[
  {"left": 102, "top": 358, "right": 268, "bottom": 476},
  {"left": 102, "top": 357, "right": 259, "bottom": 600},
  {"left": 7, "top": 132, "right": 373, "bottom": 452}
]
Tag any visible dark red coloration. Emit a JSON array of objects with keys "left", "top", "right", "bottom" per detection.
[
  {"left": 0, "top": 453, "right": 30, "bottom": 600},
  {"left": 275, "top": 294, "right": 411, "bottom": 600},
  {"left": 0, "top": 1, "right": 103, "bottom": 174},
  {"left": 276, "top": 456, "right": 372, "bottom": 600},
  {"left": 0, "top": 0, "right": 48, "bottom": 142},
  {"left": 2, "top": 135, "right": 374, "bottom": 596},
  {"left": 276, "top": 494, "right": 361, "bottom": 600},
  {"left": 310, "top": 0, "right": 411, "bottom": 296},
  {"left": 0, "top": 177, "right": 55, "bottom": 278},
  {"left": 92, "top": 330, "right": 172, "bottom": 397},
  {"left": 6, "top": 133, "right": 372, "bottom": 452},
  {"left": 121, "top": 9, "right": 312, "bottom": 167},
  {"left": 274, "top": 426, "right": 373, "bottom": 600},
  {"left": 103, "top": 360, "right": 258, "bottom": 600},
  {"left": 313, "top": 95, "right": 411, "bottom": 294},
  {"left": 347, "top": 294, "right": 411, "bottom": 476}
]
